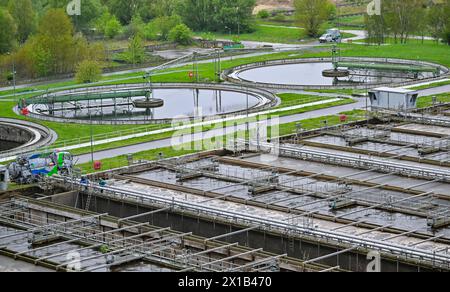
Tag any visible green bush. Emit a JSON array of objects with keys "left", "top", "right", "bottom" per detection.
[
  {"left": 444, "top": 30, "right": 450, "bottom": 45},
  {"left": 151, "top": 15, "right": 182, "bottom": 41},
  {"left": 257, "top": 10, "right": 270, "bottom": 19},
  {"left": 104, "top": 17, "right": 122, "bottom": 39},
  {"left": 201, "top": 32, "right": 216, "bottom": 41},
  {"left": 168, "top": 24, "right": 193, "bottom": 45},
  {"left": 75, "top": 60, "right": 102, "bottom": 84}
]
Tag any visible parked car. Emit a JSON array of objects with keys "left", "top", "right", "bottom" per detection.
[{"left": 319, "top": 29, "right": 342, "bottom": 43}]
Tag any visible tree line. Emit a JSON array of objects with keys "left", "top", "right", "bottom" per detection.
[
  {"left": 0, "top": 0, "right": 256, "bottom": 81},
  {"left": 366, "top": 0, "right": 450, "bottom": 44}
]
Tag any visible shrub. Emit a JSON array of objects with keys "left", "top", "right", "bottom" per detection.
[
  {"left": 257, "top": 10, "right": 270, "bottom": 19},
  {"left": 168, "top": 24, "right": 193, "bottom": 45},
  {"left": 75, "top": 60, "right": 101, "bottom": 84},
  {"left": 104, "top": 17, "right": 122, "bottom": 39}
]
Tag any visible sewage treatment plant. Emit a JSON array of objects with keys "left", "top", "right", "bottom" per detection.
[{"left": 1, "top": 10, "right": 450, "bottom": 273}]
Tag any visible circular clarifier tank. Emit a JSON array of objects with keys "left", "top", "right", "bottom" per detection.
[
  {"left": 237, "top": 62, "right": 340, "bottom": 86},
  {"left": 226, "top": 58, "right": 448, "bottom": 89},
  {"left": 24, "top": 84, "right": 277, "bottom": 124}
]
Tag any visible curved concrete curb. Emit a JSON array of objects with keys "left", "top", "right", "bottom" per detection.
[
  {"left": 0, "top": 118, "right": 57, "bottom": 159},
  {"left": 223, "top": 57, "right": 449, "bottom": 90},
  {"left": 24, "top": 83, "right": 279, "bottom": 125}
]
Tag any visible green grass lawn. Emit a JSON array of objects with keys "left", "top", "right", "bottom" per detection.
[
  {"left": 410, "top": 80, "right": 450, "bottom": 91},
  {"left": 338, "top": 42, "right": 450, "bottom": 68},
  {"left": 417, "top": 93, "right": 450, "bottom": 108},
  {"left": 195, "top": 24, "right": 308, "bottom": 44},
  {"left": 77, "top": 143, "right": 202, "bottom": 174},
  {"left": 335, "top": 15, "right": 365, "bottom": 27},
  {"left": 276, "top": 93, "right": 332, "bottom": 108},
  {"left": 276, "top": 109, "right": 366, "bottom": 137}
]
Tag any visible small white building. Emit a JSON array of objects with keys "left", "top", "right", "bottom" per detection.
[{"left": 368, "top": 87, "right": 419, "bottom": 112}]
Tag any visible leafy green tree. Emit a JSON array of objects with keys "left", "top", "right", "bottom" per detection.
[
  {"left": 126, "top": 14, "right": 145, "bottom": 38},
  {"left": 75, "top": 60, "right": 102, "bottom": 83},
  {"left": 150, "top": 15, "right": 182, "bottom": 41},
  {"left": 365, "top": 13, "right": 386, "bottom": 45},
  {"left": 294, "top": 0, "right": 334, "bottom": 37},
  {"left": 151, "top": 0, "right": 180, "bottom": 17},
  {"left": 104, "top": 16, "right": 122, "bottom": 39},
  {"left": 384, "top": 0, "right": 427, "bottom": 44},
  {"left": 180, "top": 0, "right": 256, "bottom": 33},
  {"left": 71, "top": 0, "right": 105, "bottom": 31},
  {"left": 125, "top": 34, "right": 146, "bottom": 64},
  {"left": 0, "top": 8, "right": 16, "bottom": 53},
  {"left": 444, "top": 0, "right": 450, "bottom": 45},
  {"left": 169, "top": 24, "right": 193, "bottom": 45},
  {"left": 428, "top": 4, "right": 446, "bottom": 42},
  {"left": 106, "top": 0, "right": 145, "bottom": 25},
  {"left": 36, "top": 0, "right": 105, "bottom": 31},
  {"left": 7, "top": 0, "right": 36, "bottom": 44},
  {"left": 22, "top": 36, "right": 52, "bottom": 77}
]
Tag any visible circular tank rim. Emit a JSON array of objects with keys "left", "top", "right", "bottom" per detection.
[
  {"left": 0, "top": 118, "right": 57, "bottom": 159},
  {"left": 222, "top": 57, "right": 449, "bottom": 90},
  {"left": 22, "top": 83, "right": 279, "bottom": 125}
]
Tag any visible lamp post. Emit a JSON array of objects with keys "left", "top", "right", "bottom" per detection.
[
  {"left": 236, "top": 7, "right": 240, "bottom": 38},
  {"left": 90, "top": 112, "right": 94, "bottom": 164}
]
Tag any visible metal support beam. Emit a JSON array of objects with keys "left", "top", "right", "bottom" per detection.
[
  {"left": 408, "top": 235, "right": 444, "bottom": 247},
  {"left": 178, "top": 243, "right": 239, "bottom": 259},
  {"left": 356, "top": 224, "right": 393, "bottom": 236},
  {"left": 331, "top": 220, "right": 366, "bottom": 231},
  {"left": 0, "top": 213, "right": 107, "bottom": 241},
  {"left": 36, "top": 227, "right": 171, "bottom": 263},
  {"left": 335, "top": 192, "right": 433, "bottom": 219},
  {"left": 205, "top": 226, "right": 259, "bottom": 242},
  {"left": 15, "top": 223, "right": 149, "bottom": 257},
  {"left": 225, "top": 254, "right": 287, "bottom": 272},
  {"left": 179, "top": 248, "right": 264, "bottom": 272},
  {"left": 381, "top": 229, "right": 421, "bottom": 241},
  {"left": 319, "top": 266, "right": 341, "bottom": 272},
  {"left": 303, "top": 247, "right": 358, "bottom": 265},
  {"left": 118, "top": 207, "right": 171, "bottom": 223}
]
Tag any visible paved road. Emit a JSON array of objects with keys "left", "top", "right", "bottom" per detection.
[{"left": 417, "top": 85, "right": 450, "bottom": 97}]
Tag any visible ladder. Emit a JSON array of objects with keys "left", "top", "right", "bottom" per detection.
[{"left": 85, "top": 191, "right": 93, "bottom": 211}]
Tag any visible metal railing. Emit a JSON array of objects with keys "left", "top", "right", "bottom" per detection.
[{"left": 49, "top": 176, "right": 450, "bottom": 270}]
